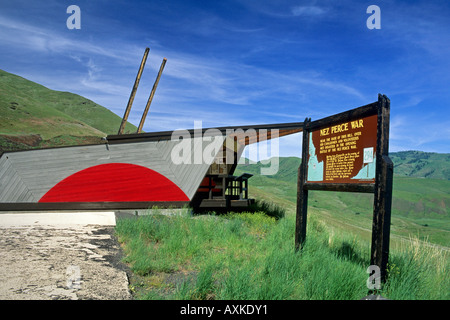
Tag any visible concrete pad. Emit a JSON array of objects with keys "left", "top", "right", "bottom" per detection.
[
  {"left": 0, "top": 211, "right": 131, "bottom": 300},
  {"left": 0, "top": 212, "right": 116, "bottom": 228}
]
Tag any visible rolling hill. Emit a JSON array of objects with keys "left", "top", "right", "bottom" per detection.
[
  {"left": 235, "top": 155, "right": 450, "bottom": 247},
  {"left": 237, "top": 152, "right": 450, "bottom": 181},
  {"left": 390, "top": 151, "right": 450, "bottom": 180},
  {"left": 0, "top": 69, "right": 137, "bottom": 153}
]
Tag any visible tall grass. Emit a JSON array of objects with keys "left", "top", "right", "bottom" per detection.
[
  {"left": 115, "top": 208, "right": 449, "bottom": 300},
  {"left": 383, "top": 237, "right": 449, "bottom": 300}
]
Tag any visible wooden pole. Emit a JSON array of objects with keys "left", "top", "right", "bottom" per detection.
[
  {"left": 295, "top": 118, "right": 311, "bottom": 251},
  {"left": 370, "top": 94, "right": 393, "bottom": 283},
  {"left": 137, "top": 57, "right": 167, "bottom": 133},
  {"left": 118, "top": 47, "right": 150, "bottom": 135}
]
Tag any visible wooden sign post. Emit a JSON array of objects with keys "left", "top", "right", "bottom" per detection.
[{"left": 295, "top": 94, "right": 393, "bottom": 283}]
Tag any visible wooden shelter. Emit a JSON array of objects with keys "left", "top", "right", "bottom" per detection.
[
  {"left": 0, "top": 123, "right": 302, "bottom": 211},
  {"left": 0, "top": 49, "right": 305, "bottom": 211}
]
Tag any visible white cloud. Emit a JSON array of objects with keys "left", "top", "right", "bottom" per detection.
[
  {"left": 291, "top": 6, "right": 326, "bottom": 17},
  {"left": 389, "top": 113, "right": 450, "bottom": 153},
  {"left": 0, "top": 13, "right": 367, "bottom": 109},
  {"left": 0, "top": 14, "right": 140, "bottom": 62}
]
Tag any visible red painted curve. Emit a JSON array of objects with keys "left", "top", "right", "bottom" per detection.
[{"left": 39, "top": 163, "right": 189, "bottom": 202}]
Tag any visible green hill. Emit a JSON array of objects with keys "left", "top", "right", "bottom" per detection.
[
  {"left": 236, "top": 155, "right": 450, "bottom": 247},
  {"left": 390, "top": 151, "right": 450, "bottom": 180},
  {"left": 0, "top": 69, "right": 137, "bottom": 153},
  {"left": 237, "top": 151, "right": 450, "bottom": 181}
]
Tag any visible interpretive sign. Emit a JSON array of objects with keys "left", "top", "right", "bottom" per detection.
[
  {"left": 296, "top": 94, "right": 393, "bottom": 285},
  {"left": 307, "top": 114, "right": 378, "bottom": 184}
]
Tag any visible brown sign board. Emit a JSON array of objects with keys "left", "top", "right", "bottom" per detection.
[
  {"left": 306, "top": 114, "right": 378, "bottom": 184},
  {"left": 296, "top": 94, "right": 393, "bottom": 286}
]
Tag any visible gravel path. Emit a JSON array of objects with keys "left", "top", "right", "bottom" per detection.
[{"left": 0, "top": 212, "right": 132, "bottom": 300}]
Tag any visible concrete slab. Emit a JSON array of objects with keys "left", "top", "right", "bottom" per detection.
[
  {"left": 0, "top": 211, "right": 116, "bottom": 228},
  {"left": 0, "top": 211, "right": 131, "bottom": 300}
]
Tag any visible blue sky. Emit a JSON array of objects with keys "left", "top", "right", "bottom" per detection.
[{"left": 1, "top": 0, "right": 449, "bottom": 158}]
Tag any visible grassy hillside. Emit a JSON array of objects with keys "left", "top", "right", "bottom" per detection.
[
  {"left": 116, "top": 154, "right": 449, "bottom": 300},
  {"left": 237, "top": 152, "right": 449, "bottom": 180},
  {"left": 235, "top": 156, "right": 450, "bottom": 247},
  {"left": 390, "top": 151, "right": 450, "bottom": 180},
  {"left": 116, "top": 208, "right": 449, "bottom": 300},
  {"left": 0, "top": 69, "right": 137, "bottom": 153}
]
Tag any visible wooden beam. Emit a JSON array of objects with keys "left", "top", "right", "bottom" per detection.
[
  {"left": 307, "top": 102, "right": 378, "bottom": 131},
  {"left": 118, "top": 47, "right": 150, "bottom": 135},
  {"left": 108, "top": 122, "right": 304, "bottom": 143},
  {"left": 295, "top": 118, "right": 310, "bottom": 251},
  {"left": 229, "top": 128, "right": 302, "bottom": 146},
  {"left": 137, "top": 58, "right": 167, "bottom": 133},
  {"left": 304, "top": 183, "right": 374, "bottom": 193},
  {"left": 0, "top": 201, "right": 189, "bottom": 211},
  {"left": 370, "top": 94, "right": 393, "bottom": 283}
]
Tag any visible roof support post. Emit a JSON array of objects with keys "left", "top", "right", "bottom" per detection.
[
  {"left": 137, "top": 58, "right": 167, "bottom": 133},
  {"left": 118, "top": 47, "right": 150, "bottom": 135}
]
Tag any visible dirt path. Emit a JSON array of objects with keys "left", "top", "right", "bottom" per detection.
[{"left": 0, "top": 212, "right": 132, "bottom": 300}]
